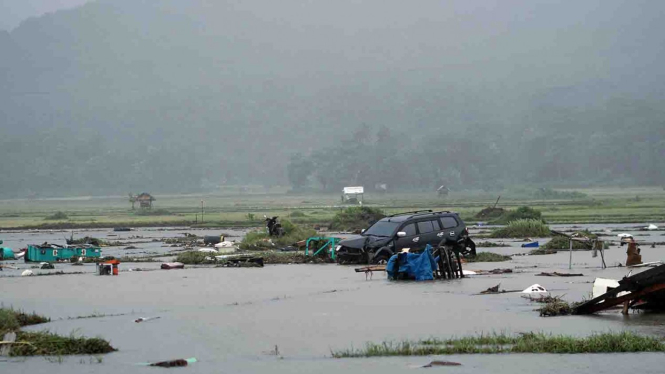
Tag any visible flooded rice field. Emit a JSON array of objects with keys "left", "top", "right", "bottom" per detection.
[{"left": 2, "top": 223, "right": 665, "bottom": 373}]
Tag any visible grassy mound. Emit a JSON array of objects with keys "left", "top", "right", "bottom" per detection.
[
  {"left": 329, "top": 207, "right": 385, "bottom": 232},
  {"left": 239, "top": 220, "right": 316, "bottom": 251},
  {"left": 490, "top": 219, "right": 551, "bottom": 238},
  {"left": 475, "top": 207, "right": 505, "bottom": 220},
  {"left": 331, "top": 332, "right": 665, "bottom": 357},
  {"left": 492, "top": 206, "right": 543, "bottom": 224},
  {"left": 465, "top": 252, "right": 512, "bottom": 262},
  {"left": 11, "top": 331, "right": 116, "bottom": 356},
  {"left": 0, "top": 308, "right": 115, "bottom": 356}
]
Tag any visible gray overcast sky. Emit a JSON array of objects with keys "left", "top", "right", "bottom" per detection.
[{"left": 0, "top": 0, "right": 90, "bottom": 30}]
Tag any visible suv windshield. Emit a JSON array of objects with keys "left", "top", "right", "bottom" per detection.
[{"left": 362, "top": 221, "right": 399, "bottom": 237}]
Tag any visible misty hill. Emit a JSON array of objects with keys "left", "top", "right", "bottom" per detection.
[{"left": 0, "top": 0, "right": 663, "bottom": 197}]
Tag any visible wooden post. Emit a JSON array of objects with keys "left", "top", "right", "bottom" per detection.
[
  {"left": 569, "top": 239, "right": 573, "bottom": 269},
  {"left": 1, "top": 332, "right": 16, "bottom": 356}
]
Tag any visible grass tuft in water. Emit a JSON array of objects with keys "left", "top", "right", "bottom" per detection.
[
  {"left": 331, "top": 332, "right": 665, "bottom": 357},
  {"left": 10, "top": 331, "right": 117, "bottom": 356},
  {"left": 465, "top": 252, "right": 512, "bottom": 262}
]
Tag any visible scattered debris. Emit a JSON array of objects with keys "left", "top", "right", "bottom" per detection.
[
  {"left": 39, "top": 262, "right": 55, "bottom": 270},
  {"left": 625, "top": 240, "right": 642, "bottom": 266},
  {"left": 629, "top": 261, "right": 664, "bottom": 268},
  {"left": 647, "top": 224, "right": 659, "bottom": 231},
  {"left": 522, "top": 294, "right": 560, "bottom": 303},
  {"left": 124, "top": 246, "right": 138, "bottom": 250},
  {"left": 422, "top": 360, "right": 462, "bottom": 367},
  {"left": 135, "top": 317, "right": 161, "bottom": 323},
  {"left": 479, "top": 284, "right": 521, "bottom": 294},
  {"left": 536, "top": 272, "right": 583, "bottom": 277},
  {"left": 575, "top": 264, "right": 665, "bottom": 315},
  {"left": 161, "top": 262, "right": 185, "bottom": 270},
  {"left": 197, "top": 248, "right": 219, "bottom": 253},
  {"left": 521, "top": 241, "right": 539, "bottom": 248},
  {"left": 148, "top": 357, "right": 197, "bottom": 367},
  {"left": 21, "top": 270, "right": 34, "bottom": 277},
  {"left": 354, "top": 265, "right": 386, "bottom": 280}
]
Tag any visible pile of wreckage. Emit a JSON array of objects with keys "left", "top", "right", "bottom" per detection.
[{"left": 575, "top": 264, "right": 665, "bottom": 315}]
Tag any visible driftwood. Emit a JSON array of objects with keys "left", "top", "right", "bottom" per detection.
[
  {"left": 536, "top": 272, "right": 584, "bottom": 277},
  {"left": 422, "top": 360, "right": 462, "bottom": 367}
]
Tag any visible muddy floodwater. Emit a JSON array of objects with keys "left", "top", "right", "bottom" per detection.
[{"left": 2, "top": 223, "right": 665, "bottom": 373}]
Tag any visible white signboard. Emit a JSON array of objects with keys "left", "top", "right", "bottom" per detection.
[{"left": 343, "top": 186, "right": 364, "bottom": 194}]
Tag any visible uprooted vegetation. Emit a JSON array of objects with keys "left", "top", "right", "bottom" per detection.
[
  {"left": 331, "top": 332, "right": 665, "bottom": 357},
  {"left": 490, "top": 219, "right": 551, "bottom": 238},
  {"left": 538, "top": 298, "right": 580, "bottom": 317},
  {"left": 0, "top": 308, "right": 116, "bottom": 356},
  {"left": 465, "top": 252, "right": 512, "bottom": 262},
  {"left": 239, "top": 220, "right": 316, "bottom": 251},
  {"left": 491, "top": 206, "right": 544, "bottom": 225},
  {"left": 329, "top": 206, "right": 385, "bottom": 232}
]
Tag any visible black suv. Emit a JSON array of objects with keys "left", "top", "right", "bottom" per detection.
[{"left": 335, "top": 210, "right": 476, "bottom": 265}]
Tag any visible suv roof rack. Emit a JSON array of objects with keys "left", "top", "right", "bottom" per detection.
[
  {"left": 409, "top": 210, "right": 453, "bottom": 218},
  {"left": 387, "top": 210, "right": 433, "bottom": 217}
]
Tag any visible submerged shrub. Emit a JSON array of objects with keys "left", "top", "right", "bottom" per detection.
[
  {"left": 329, "top": 207, "right": 385, "bottom": 232},
  {"left": 490, "top": 219, "right": 551, "bottom": 238}
]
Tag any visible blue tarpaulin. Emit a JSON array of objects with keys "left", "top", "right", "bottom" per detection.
[{"left": 386, "top": 245, "right": 438, "bottom": 281}]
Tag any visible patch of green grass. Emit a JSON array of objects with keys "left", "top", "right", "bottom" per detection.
[
  {"left": 133, "top": 209, "right": 172, "bottom": 216},
  {"left": 0, "top": 308, "right": 50, "bottom": 335},
  {"left": 10, "top": 331, "right": 116, "bottom": 356},
  {"left": 464, "top": 252, "right": 511, "bottom": 262},
  {"left": 289, "top": 211, "right": 307, "bottom": 217},
  {"left": 331, "top": 332, "right": 665, "bottom": 357},
  {"left": 490, "top": 219, "right": 551, "bottom": 238},
  {"left": 44, "top": 211, "right": 69, "bottom": 220},
  {"left": 475, "top": 241, "right": 511, "bottom": 248},
  {"left": 491, "top": 206, "right": 543, "bottom": 224},
  {"left": 239, "top": 220, "right": 316, "bottom": 250},
  {"left": 1, "top": 307, "right": 115, "bottom": 356}
]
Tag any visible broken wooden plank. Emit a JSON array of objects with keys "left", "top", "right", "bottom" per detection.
[
  {"left": 0, "top": 332, "right": 16, "bottom": 356},
  {"left": 536, "top": 272, "right": 584, "bottom": 277},
  {"left": 574, "top": 283, "right": 665, "bottom": 315},
  {"left": 354, "top": 265, "right": 386, "bottom": 273}
]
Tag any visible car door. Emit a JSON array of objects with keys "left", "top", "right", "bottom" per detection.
[
  {"left": 417, "top": 219, "right": 442, "bottom": 249},
  {"left": 394, "top": 223, "right": 418, "bottom": 253},
  {"left": 438, "top": 215, "right": 461, "bottom": 244}
]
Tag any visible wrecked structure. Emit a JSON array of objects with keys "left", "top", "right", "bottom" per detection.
[{"left": 574, "top": 264, "right": 665, "bottom": 315}]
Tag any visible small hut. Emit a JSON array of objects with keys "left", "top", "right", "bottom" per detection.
[{"left": 129, "top": 193, "right": 155, "bottom": 209}]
